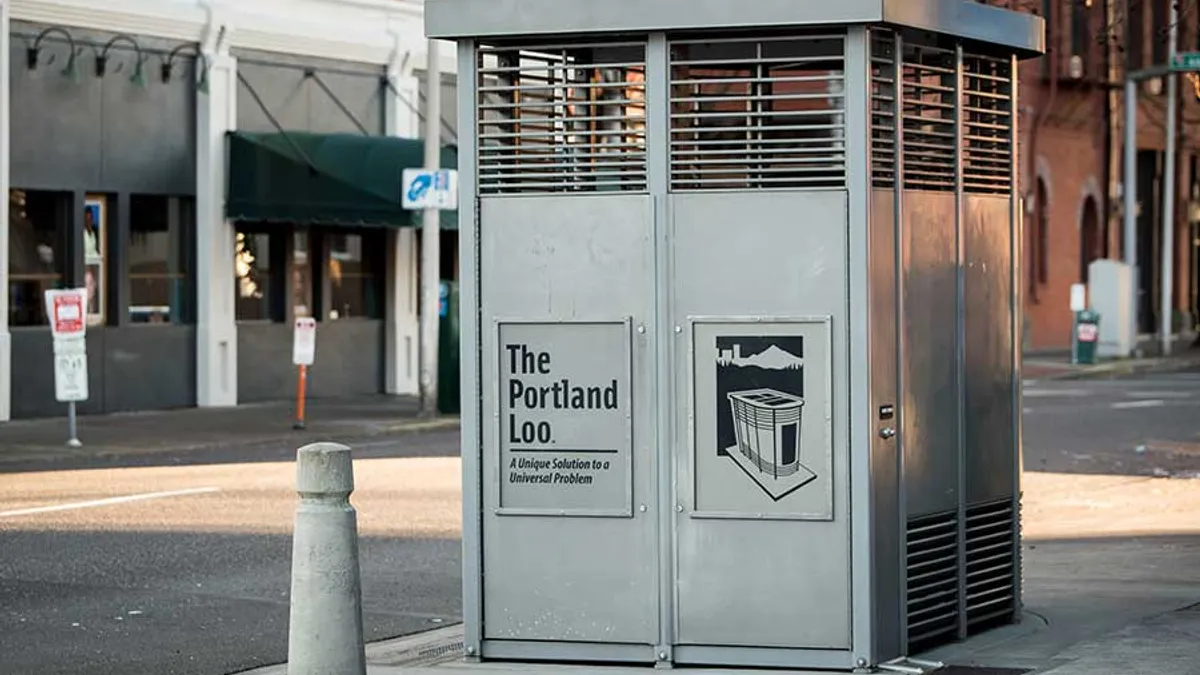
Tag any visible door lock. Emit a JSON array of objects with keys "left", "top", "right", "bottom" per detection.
[{"left": 879, "top": 426, "right": 896, "bottom": 440}]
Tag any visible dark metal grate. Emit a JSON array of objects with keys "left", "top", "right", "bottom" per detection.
[
  {"left": 900, "top": 39, "right": 956, "bottom": 192},
  {"left": 668, "top": 33, "right": 847, "bottom": 191},
  {"left": 965, "top": 499, "right": 1018, "bottom": 631},
  {"left": 475, "top": 40, "right": 647, "bottom": 194},
  {"left": 961, "top": 51, "right": 1014, "bottom": 194},
  {"left": 906, "top": 510, "right": 961, "bottom": 650},
  {"left": 870, "top": 30, "right": 898, "bottom": 188}
]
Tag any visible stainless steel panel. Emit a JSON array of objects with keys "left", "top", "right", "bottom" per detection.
[
  {"left": 962, "top": 195, "right": 1016, "bottom": 504},
  {"left": 481, "top": 640, "right": 656, "bottom": 663},
  {"left": 672, "top": 190, "right": 851, "bottom": 649},
  {"left": 674, "top": 644, "right": 858, "bottom": 670},
  {"left": 479, "top": 194, "right": 656, "bottom": 644},
  {"left": 869, "top": 189, "right": 902, "bottom": 660},
  {"left": 457, "top": 38, "right": 483, "bottom": 657},
  {"left": 845, "top": 27, "right": 877, "bottom": 667},
  {"left": 900, "top": 191, "right": 960, "bottom": 518}
]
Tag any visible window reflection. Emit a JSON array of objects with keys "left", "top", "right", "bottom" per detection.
[{"left": 8, "top": 189, "right": 67, "bottom": 326}]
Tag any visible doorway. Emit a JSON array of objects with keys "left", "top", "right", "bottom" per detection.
[{"left": 1079, "top": 196, "right": 1101, "bottom": 283}]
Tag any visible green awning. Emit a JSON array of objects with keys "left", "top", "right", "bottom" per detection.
[{"left": 226, "top": 131, "right": 458, "bottom": 229}]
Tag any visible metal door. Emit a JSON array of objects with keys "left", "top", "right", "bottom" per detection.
[
  {"left": 478, "top": 194, "right": 658, "bottom": 650},
  {"left": 669, "top": 191, "right": 852, "bottom": 658}
]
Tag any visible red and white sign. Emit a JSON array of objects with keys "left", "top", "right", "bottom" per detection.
[
  {"left": 44, "top": 289, "right": 88, "bottom": 338},
  {"left": 293, "top": 317, "right": 317, "bottom": 366},
  {"left": 1076, "top": 322, "right": 1098, "bottom": 343},
  {"left": 43, "top": 289, "right": 90, "bottom": 402}
]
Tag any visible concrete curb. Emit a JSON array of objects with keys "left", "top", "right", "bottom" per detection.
[
  {"left": 233, "top": 623, "right": 465, "bottom": 675},
  {"left": 0, "top": 417, "right": 461, "bottom": 465},
  {"left": 1033, "top": 355, "right": 1200, "bottom": 381}
]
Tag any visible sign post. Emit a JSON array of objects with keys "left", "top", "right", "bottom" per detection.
[
  {"left": 292, "top": 317, "right": 317, "bottom": 429},
  {"left": 402, "top": 165, "right": 459, "bottom": 417},
  {"left": 44, "top": 289, "right": 90, "bottom": 447}
]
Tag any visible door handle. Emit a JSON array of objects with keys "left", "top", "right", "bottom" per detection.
[{"left": 879, "top": 426, "right": 896, "bottom": 440}]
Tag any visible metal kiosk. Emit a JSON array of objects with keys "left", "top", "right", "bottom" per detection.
[{"left": 427, "top": 0, "right": 1043, "bottom": 671}]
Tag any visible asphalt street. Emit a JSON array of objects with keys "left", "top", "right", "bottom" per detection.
[
  {"left": 1022, "top": 370, "right": 1200, "bottom": 478},
  {"left": 0, "top": 428, "right": 463, "bottom": 675}
]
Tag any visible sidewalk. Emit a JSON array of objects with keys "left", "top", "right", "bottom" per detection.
[
  {"left": 240, "top": 470, "right": 1200, "bottom": 675},
  {"left": 0, "top": 395, "right": 458, "bottom": 465},
  {"left": 1022, "top": 344, "right": 1200, "bottom": 381}
]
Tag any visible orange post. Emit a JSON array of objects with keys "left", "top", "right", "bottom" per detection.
[{"left": 294, "top": 364, "right": 308, "bottom": 429}]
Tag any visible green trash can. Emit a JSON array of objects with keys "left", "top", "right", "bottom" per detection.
[
  {"left": 1071, "top": 309, "right": 1100, "bottom": 365},
  {"left": 437, "top": 280, "right": 461, "bottom": 415}
]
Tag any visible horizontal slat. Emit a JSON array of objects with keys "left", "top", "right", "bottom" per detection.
[
  {"left": 908, "top": 575, "right": 961, "bottom": 598},
  {"left": 907, "top": 586, "right": 959, "bottom": 608},
  {"left": 670, "top": 175, "right": 844, "bottom": 187},
  {"left": 670, "top": 123, "right": 845, "bottom": 135},
  {"left": 672, "top": 108, "right": 843, "bottom": 121},
  {"left": 968, "top": 606, "right": 1016, "bottom": 627},
  {"left": 669, "top": 74, "right": 841, "bottom": 87},
  {"left": 907, "top": 609, "right": 959, "bottom": 634}
]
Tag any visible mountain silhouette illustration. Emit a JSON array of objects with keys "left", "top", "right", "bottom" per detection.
[{"left": 739, "top": 345, "right": 802, "bottom": 370}]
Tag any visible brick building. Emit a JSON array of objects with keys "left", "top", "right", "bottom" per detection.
[{"left": 1013, "top": 0, "right": 1198, "bottom": 351}]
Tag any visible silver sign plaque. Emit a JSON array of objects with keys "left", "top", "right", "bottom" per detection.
[{"left": 496, "top": 320, "right": 633, "bottom": 516}]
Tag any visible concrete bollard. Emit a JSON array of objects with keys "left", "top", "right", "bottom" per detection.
[{"left": 287, "top": 442, "right": 366, "bottom": 675}]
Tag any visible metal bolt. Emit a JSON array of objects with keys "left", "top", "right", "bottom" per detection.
[
  {"left": 466, "top": 646, "right": 476, "bottom": 656},
  {"left": 674, "top": 326, "right": 682, "bottom": 333},
  {"left": 658, "top": 651, "right": 669, "bottom": 661},
  {"left": 637, "top": 325, "right": 646, "bottom": 334},
  {"left": 856, "top": 657, "right": 867, "bottom": 668},
  {"left": 639, "top": 504, "right": 648, "bottom": 512},
  {"left": 675, "top": 504, "right": 683, "bottom": 513}
]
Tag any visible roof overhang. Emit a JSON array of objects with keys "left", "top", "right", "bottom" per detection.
[{"left": 425, "top": 0, "right": 1044, "bottom": 58}]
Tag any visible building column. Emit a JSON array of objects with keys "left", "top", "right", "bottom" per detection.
[
  {"left": 0, "top": 1, "right": 12, "bottom": 422},
  {"left": 196, "top": 50, "right": 239, "bottom": 407},
  {"left": 383, "top": 64, "right": 421, "bottom": 396}
]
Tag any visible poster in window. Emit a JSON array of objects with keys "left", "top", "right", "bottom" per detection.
[{"left": 83, "top": 195, "right": 106, "bottom": 325}]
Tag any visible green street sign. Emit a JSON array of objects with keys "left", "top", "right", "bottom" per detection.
[{"left": 1170, "top": 52, "right": 1200, "bottom": 71}]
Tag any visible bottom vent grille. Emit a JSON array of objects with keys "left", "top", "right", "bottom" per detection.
[
  {"left": 906, "top": 511, "right": 960, "bottom": 649},
  {"left": 965, "top": 499, "right": 1018, "bottom": 631},
  {"left": 906, "top": 499, "right": 1020, "bottom": 652}
]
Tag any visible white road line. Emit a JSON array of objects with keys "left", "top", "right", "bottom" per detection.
[
  {"left": 0, "top": 487, "right": 220, "bottom": 518},
  {"left": 1023, "top": 389, "right": 1091, "bottom": 397},
  {"left": 1111, "top": 400, "right": 1165, "bottom": 410}
]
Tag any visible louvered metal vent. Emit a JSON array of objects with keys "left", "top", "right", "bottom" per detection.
[
  {"left": 906, "top": 510, "right": 961, "bottom": 650},
  {"left": 668, "top": 33, "right": 846, "bottom": 191},
  {"left": 901, "top": 40, "right": 956, "bottom": 191},
  {"left": 870, "top": 31, "right": 897, "bottom": 188},
  {"left": 962, "top": 51, "right": 1014, "bottom": 194},
  {"left": 475, "top": 41, "right": 647, "bottom": 194},
  {"left": 965, "top": 499, "right": 1018, "bottom": 630}
]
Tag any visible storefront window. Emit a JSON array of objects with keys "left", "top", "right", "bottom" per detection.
[
  {"left": 8, "top": 189, "right": 67, "bottom": 326},
  {"left": 293, "top": 230, "right": 313, "bottom": 318},
  {"left": 327, "top": 232, "right": 380, "bottom": 320},
  {"left": 235, "top": 229, "right": 273, "bottom": 321},
  {"left": 83, "top": 194, "right": 107, "bottom": 325},
  {"left": 129, "top": 195, "right": 191, "bottom": 323}
]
